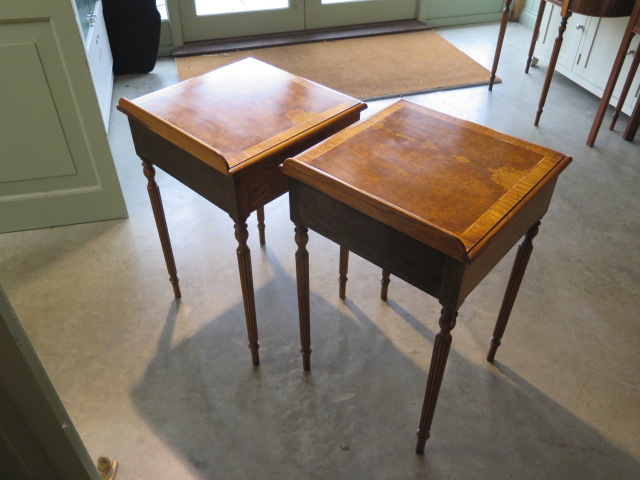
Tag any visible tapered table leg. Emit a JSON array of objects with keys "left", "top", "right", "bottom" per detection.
[
  {"left": 526, "top": 0, "right": 547, "bottom": 73},
  {"left": 608, "top": 38, "right": 639, "bottom": 132},
  {"left": 257, "top": 206, "right": 266, "bottom": 245},
  {"left": 416, "top": 307, "right": 458, "bottom": 454},
  {"left": 623, "top": 94, "right": 640, "bottom": 141},
  {"left": 295, "top": 225, "right": 312, "bottom": 371},
  {"left": 489, "top": 0, "right": 513, "bottom": 91},
  {"left": 380, "top": 269, "right": 391, "bottom": 301},
  {"left": 587, "top": 29, "right": 637, "bottom": 146},
  {"left": 487, "top": 221, "right": 541, "bottom": 362},
  {"left": 141, "top": 160, "right": 181, "bottom": 299},
  {"left": 234, "top": 220, "right": 260, "bottom": 366},
  {"left": 535, "top": 13, "right": 570, "bottom": 126},
  {"left": 338, "top": 246, "right": 349, "bottom": 300}
]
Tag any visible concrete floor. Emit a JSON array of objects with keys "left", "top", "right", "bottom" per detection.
[{"left": 1, "top": 22, "right": 639, "bottom": 479}]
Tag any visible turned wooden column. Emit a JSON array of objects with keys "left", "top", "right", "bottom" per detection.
[
  {"left": 295, "top": 224, "right": 312, "bottom": 371},
  {"left": 338, "top": 245, "right": 349, "bottom": 300},
  {"left": 256, "top": 206, "right": 266, "bottom": 245},
  {"left": 487, "top": 221, "right": 541, "bottom": 362},
  {"left": 234, "top": 220, "right": 260, "bottom": 366},
  {"left": 526, "top": 0, "right": 548, "bottom": 73},
  {"left": 415, "top": 307, "right": 458, "bottom": 454},
  {"left": 141, "top": 160, "right": 181, "bottom": 299},
  {"left": 380, "top": 269, "right": 391, "bottom": 301},
  {"left": 535, "top": 8, "right": 571, "bottom": 126},
  {"left": 489, "top": 0, "right": 513, "bottom": 91}
]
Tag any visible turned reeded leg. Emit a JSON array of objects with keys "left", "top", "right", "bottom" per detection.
[
  {"left": 535, "top": 13, "right": 570, "bottom": 126},
  {"left": 295, "top": 225, "right": 312, "bottom": 371},
  {"left": 257, "top": 206, "right": 266, "bottom": 245},
  {"left": 526, "top": 0, "right": 546, "bottom": 73},
  {"left": 489, "top": 0, "right": 512, "bottom": 91},
  {"left": 380, "top": 269, "right": 391, "bottom": 301},
  {"left": 141, "top": 160, "right": 181, "bottom": 299},
  {"left": 416, "top": 307, "right": 458, "bottom": 454},
  {"left": 234, "top": 220, "right": 260, "bottom": 366},
  {"left": 338, "top": 246, "right": 349, "bottom": 300},
  {"left": 487, "top": 220, "right": 541, "bottom": 362}
]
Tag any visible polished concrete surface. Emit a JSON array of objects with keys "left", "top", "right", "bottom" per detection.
[{"left": 1, "top": 22, "right": 639, "bottom": 479}]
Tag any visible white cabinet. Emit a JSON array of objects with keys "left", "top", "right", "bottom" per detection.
[
  {"left": 534, "top": 4, "right": 640, "bottom": 115},
  {"left": 83, "top": 0, "right": 113, "bottom": 128},
  {"left": 0, "top": 0, "right": 126, "bottom": 233}
]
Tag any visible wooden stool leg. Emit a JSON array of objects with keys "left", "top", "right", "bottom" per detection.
[
  {"left": 416, "top": 307, "right": 458, "bottom": 454},
  {"left": 338, "top": 245, "right": 349, "bottom": 300},
  {"left": 380, "top": 269, "right": 391, "bottom": 301},
  {"left": 141, "top": 160, "right": 181, "bottom": 299},
  {"left": 526, "top": 0, "right": 547, "bottom": 73},
  {"left": 295, "top": 225, "right": 312, "bottom": 371},
  {"left": 234, "top": 220, "right": 260, "bottom": 366},
  {"left": 256, "top": 206, "right": 266, "bottom": 245},
  {"left": 623, "top": 93, "right": 640, "bottom": 141},
  {"left": 610, "top": 44, "right": 639, "bottom": 131},
  {"left": 535, "top": 13, "right": 571, "bottom": 126},
  {"left": 587, "top": 31, "right": 637, "bottom": 146},
  {"left": 487, "top": 220, "right": 541, "bottom": 362},
  {"left": 489, "top": 0, "right": 512, "bottom": 91}
]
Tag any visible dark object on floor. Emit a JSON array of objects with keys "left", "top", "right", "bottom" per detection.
[{"left": 103, "top": 0, "right": 161, "bottom": 75}]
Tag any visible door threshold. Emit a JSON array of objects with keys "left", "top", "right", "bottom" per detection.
[{"left": 172, "top": 20, "right": 431, "bottom": 57}]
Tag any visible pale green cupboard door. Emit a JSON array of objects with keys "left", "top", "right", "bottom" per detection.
[{"left": 0, "top": 0, "right": 127, "bottom": 233}]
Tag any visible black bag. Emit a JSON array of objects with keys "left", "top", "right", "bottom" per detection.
[{"left": 103, "top": 0, "right": 161, "bottom": 75}]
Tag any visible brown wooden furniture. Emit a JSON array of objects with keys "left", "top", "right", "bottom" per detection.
[
  {"left": 283, "top": 100, "right": 572, "bottom": 453},
  {"left": 118, "top": 58, "right": 366, "bottom": 366},
  {"left": 490, "top": 0, "right": 636, "bottom": 125},
  {"left": 587, "top": 0, "right": 640, "bottom": 145}
]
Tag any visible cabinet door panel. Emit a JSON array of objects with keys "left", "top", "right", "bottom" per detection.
[
  {"left": 577, "top": 17, "right": 640, "bottom": 110},
  {"left": 0, "top": 0, "right": 126, "bottom": 233},
  {"left": 536, "top": 5, "right": 589, "bottom": 71}
]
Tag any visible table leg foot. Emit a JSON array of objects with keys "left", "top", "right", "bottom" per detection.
[
  {"left": 142, "top": 160, "right": 181, "bottom": 299},
  {"left": 380, "top": 269, "right": 391, "bottom": 301},
  {"left": 338, "top": 246, "right": 349, "bottom": 300},
  {"left": 257, "top": 206, "right": 266, "bottom": 245},
  {"left": 235, "top": 220, "right": 260, "bottom": 366},
  {"left": 487, "top": 220, "right": 540, "bottom": 362},
  {"left": 295, "top": 225, "right": 312, "bottom": 371},
  {"left": 415, "top": 307, "right": 457, "bottom": 454}
]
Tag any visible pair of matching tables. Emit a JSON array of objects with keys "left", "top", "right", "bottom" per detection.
[{"left": 119, "top": 58, "right": 571, "bottom": 453}]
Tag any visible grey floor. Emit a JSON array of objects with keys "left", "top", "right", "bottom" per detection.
[{"left": 1, "top": 22, "right": 639, "bottom": 479}]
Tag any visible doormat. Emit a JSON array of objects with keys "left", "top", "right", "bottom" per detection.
[{"left": 174, "top": 30, "right": 497, "bottom": 101}]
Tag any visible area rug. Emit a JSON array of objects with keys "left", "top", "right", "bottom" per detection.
[{"left": 174, "top": 30, "right": 496, "bottom": 100}]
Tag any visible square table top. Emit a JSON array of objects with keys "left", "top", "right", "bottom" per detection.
[
  {"left": 283, "top": 100, "right": 572, "bottom": 263},
  {"left": 117, "top": 57, "right": 366, "bottom": 175}
]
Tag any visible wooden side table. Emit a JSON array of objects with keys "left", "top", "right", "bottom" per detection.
[
  {"left": 283, "top": 100, "right": 571, "bottom": 453},
  {"left": 490, "top": 0, "right": 636, "bottom": 125},
  {"left": 118, "top": 58, "right": 366, "bottom": 366},
  {"left": 587, "top": 0, "right": 640, "bottom": 146}
]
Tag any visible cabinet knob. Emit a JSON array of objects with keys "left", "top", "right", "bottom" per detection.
[
  {"left": 628, "top": 48, "right": 636, "bottom": 56},
  {"left": 575, "top": 23, "right": 585, "bottom": 30}
]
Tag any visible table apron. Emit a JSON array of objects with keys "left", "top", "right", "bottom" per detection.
[{"left": 290, "top": 181, "right": 448, "bottom": 299}]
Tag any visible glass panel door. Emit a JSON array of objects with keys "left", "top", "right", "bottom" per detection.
[
  {"left": 178, "top": 0, "right": 305, "bottom": 42},
  {"left": 305, "top": 0, "right": 417, "bottom": 30}
]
